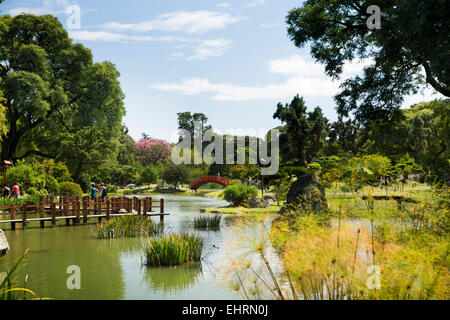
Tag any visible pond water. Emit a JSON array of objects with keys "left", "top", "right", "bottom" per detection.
[{"left": 0, "top": 194, "right": 252, "bottom": 300}]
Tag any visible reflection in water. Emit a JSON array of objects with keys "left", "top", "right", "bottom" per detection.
[
  {"left": 0, "top": 194, "right": 244, "bottom": 300},
  {"left": 142, "top": 263, "right": 203, "bottom": 293}
]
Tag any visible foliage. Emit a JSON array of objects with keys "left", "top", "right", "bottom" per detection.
[
  {"left": 0, "top": 14, "right": 124, "bottom": 174},
  {"left": 95, "top": 216, "right": 162, "bottom": 239},
  {"left": 274, "top": 95, "right": 328, "bottom": 166},
  {"left": 177, "top": 112, "right": 212, "bottom": 145},
  {"left": 135, "top": 139, "right": 172, "bottom": 166},
  {"left": 0, "top": 250, "right": 38, "bottom": 300},
  {"left": 142, "top": 233, "right": 204, "bottom": 267},
  {"left": 140, "top": 166, "right": 159, "bottom": 185},
  {"left": 223, "top": 184, "right": 259, "bottom": 207},
  {"left": 163, "top": 163, "right": 191, "bottom": 188},
  {"left": 287, "top": 0, "right": 449, "bottom": 123},
  {"left": 59, "top": 182, "right": 83, "bottom": 197},
  {"left": 194, "top": 215, "right": 222, "bottom": 230}
]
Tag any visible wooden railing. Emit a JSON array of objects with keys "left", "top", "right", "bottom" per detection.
[{"left": 0, "top": 196, "right": 168, "bottom": 230}]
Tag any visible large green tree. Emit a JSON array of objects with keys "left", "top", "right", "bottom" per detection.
[
  {"left": 286, "top": 0, "right": 449, "bottom": 123},
  {"left": 0, "top": 14, "right": 125, "bottom": 168},
  {"left": 273, "top": 95, "right": 329, "bottom": 166}
]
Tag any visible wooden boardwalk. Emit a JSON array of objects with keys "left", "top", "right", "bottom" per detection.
[{"left": 0, "top": 196, "right": 168, "bottom": 230}]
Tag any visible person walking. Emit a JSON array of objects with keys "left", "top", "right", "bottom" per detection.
[
  {"left": 90, "top": 183, "right": 97, "bottom": 200},
  {"left": 12, "top": 183, "right": 20, "bottom": 200}
]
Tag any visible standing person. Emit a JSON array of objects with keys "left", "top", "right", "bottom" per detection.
[
  {"left": 2, "top": 185, "right": 10, "bottom": 198},
  {"left": 100, "top": 183, "right": 107, "bottom": 199},
  {"left": 12, "top": 183, "right": 20, "bottom": 200},
  {"left": 90, "top": 183, "right": 97, "bottom": 200}
]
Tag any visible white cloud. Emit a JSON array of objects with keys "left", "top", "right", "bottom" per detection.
[
  {"left": 246, "top": 0, "right": 267, "bottom": 8},
  {"left": 216, "top": 3, "right": 231, "bottom": 8},
  {"left": 152, "top": 76, "right": 339, "bottom": 101},
  {"left": 151, "top": 55, "right": 375, "bottom": 101},
  {"left": 69, "top": 30, "right": 190, "bottom": 43},
  {"left": 9, "top": 0, "right": 72, "bottom": 16},
  {"left": 188, "top": 39, "right": 232, "bottom": 61},
  {"left": 103, "top": 11, "right": 246, "bottom": 35}
]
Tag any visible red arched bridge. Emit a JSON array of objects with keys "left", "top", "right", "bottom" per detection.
[{"left": 190, "top": 176, "right": 229, "bottom": 191}]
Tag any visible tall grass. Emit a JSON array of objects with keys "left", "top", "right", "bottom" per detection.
[
  {"left": 142, "top": 233, "right": 203, "bottom": 267},
  {"left": 0, "top": 250, "right": 38, "bottom": 300},
  {"left": 194, "top": 214, "right": 222, "bottom": 230},
  {"left": 95, "top": 216, "right": 162, "bottom": 239}
]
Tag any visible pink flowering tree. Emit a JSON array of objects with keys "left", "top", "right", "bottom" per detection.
[{"left": 135, "top": 139, "right": 172, "bottom": 166}]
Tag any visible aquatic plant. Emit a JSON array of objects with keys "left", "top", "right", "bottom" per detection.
[
  {"left": 194, "top": 215, "right": 222, "bottom": 230},
  {"left": 95, "top": 215, "right": 162, "bottom": 239},
  {"left": 142, "top": 233, "right": 203, "bottom": 267},
  {"left": 0, "top": 250, "right": 38, "bottom": 300}
]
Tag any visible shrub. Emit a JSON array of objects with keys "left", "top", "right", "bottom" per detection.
[
  {"left": 43, "top": 175, "right": 59, "bottom": 195},
  {"left": 107, "top": 184, "right": 118, "bottom": 193},
  {"left": 95, "top": 216, "right": 162, "bottom": 239},
  {"left": 142, "top": 233, "right": 203, "bottom": 267},
  {"left": 223, "top": 184, "right": 258, "bottom": 207},
  {"left": 59, "top": 182, "right": 83, "bottom": 197},
  {"left": 229, "top": 179, "right": 242, "bottom": 186}
]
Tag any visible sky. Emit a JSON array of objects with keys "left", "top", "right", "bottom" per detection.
[{"left": 2, "top": 0, "right": 443, "bottom": 142}]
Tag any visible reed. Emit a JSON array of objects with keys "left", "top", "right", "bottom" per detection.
[
  {"left": 142, "top": 232, "right": 204, "bottom": 267},
  {"left": 95, "top": 215, "right": 162, "bottom": 239},
  {"left": 194, "top": 214, "right": 222, "bottom": 230},
  {"left": 0, "top": 250, "right": 38, "bottom": 300}
]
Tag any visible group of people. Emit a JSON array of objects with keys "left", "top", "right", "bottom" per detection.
[
  {"left": 2, "top": 183, "right": 20, "bottom": 199},
  {"left": 90, "top": 183, "right": 108, "bottom": 200}
]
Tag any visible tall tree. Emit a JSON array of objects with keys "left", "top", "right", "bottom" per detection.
[
  {"left": 177, "top": 112, "right": 212, "bottom": 144},
  {"left": 273, "top": 95, "right": 329, "bottom": 166},
  {"left": 0, "top": 14, "right": 125, "bottom": 163},
  {"left": 286, "top": 0, "right": 450, "bottom": 123}
]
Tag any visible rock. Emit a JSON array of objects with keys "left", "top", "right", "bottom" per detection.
[
  {"left": 0, "top": 230, "right": 9, "bottom": 257},
  {"left": 211, "top": 210, "right": 222, "bottom": 214},
  {"left": 175, "top": 182, "right": 182, "bottom": 189},
  {"left": 200, "top": 209, "right": 206, "bottom": 213},
  {"left": 279, "top": 174, "right": 328, "bottom": 214},
  {"left": 263, "top": 194, "right": 276, "bottom": 202},
  {"left": 249, "top": 197, "right": 270, "bottom": 209},
  {"left": 156, "top": 180, "right": 169, "bottom": 188}
]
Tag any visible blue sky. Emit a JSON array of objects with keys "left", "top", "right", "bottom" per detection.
[{"left": 2, "top": 0, "right": 442, "bottom": 142}]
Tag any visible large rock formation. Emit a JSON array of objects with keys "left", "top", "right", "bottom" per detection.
[
  {"left": 279, "top": 174, "right": 328, "bottom": 214},
  {"left": 0, "top": 230, "right": 9, "bottom": 257}
]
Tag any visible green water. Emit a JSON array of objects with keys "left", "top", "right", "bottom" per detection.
[{"left": 0, "top": 195, "right": 242, "bottom": 300}]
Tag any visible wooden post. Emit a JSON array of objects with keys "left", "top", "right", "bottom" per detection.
[
  {"left": 75, "top": 197, "right": 80, "bottom": 225},
  {"left": 97, "top": 198, "right": 102, "bottom": 224},
  {"left": 138, "top": 199, "right": 142, "bottom": 216},
  {"left": 83, "top": 197, "right": 88, "bottom": 224},
  {"left": 22, "top": 203, "right": 27, "bottom": 230},
  {"left": 65, "top": 197, "right": 70, "bottom": 226},
  {"left": 143, "top": 198, "right": 147, "bottom": 217},
  {"left": 39, "top": 196, "right": 45, "bottom": 228},
  {"left": 51, "top": 202, "right": 56, "bottom": 227},
  {"left": 106, "top": 199, "right": 110, "bottom": 221},
  {"left": 10, "top": 203, "right": 16, "bottom": 230},
  {"left": 149, "top": 197, "right": 153, "bottom": 213},
  {"left": 160, "top": 198, "right": 165, "bottom": 224}
]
